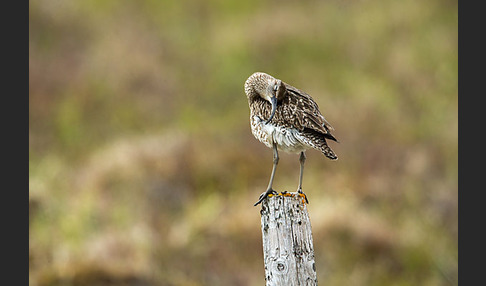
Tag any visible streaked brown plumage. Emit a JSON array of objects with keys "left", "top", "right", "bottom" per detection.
[{"left": 244, "top": 72, "right": 338, "bottom": 205}]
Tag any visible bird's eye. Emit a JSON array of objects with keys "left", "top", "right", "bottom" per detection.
[{"left": 273, "top": 84, "right": 278, "bottom": 92}]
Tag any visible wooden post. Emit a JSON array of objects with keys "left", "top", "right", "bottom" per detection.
[{"left": 259, "top": 192, "right": 318, "bottom": 286}]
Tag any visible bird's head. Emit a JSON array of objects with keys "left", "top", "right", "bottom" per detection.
[{"left": 244, "top": 72, "right": 286, "bottom": 124}]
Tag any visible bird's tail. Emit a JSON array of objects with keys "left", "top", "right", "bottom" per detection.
[
  {"left": 322, "top": 145, "right": 338, "bottom": 160},
  {"left": 302, "top": 129, "right": 338, "bottom": 160}
]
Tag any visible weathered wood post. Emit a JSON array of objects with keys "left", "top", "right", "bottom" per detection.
[{"left": 259, "top": 192, "right": 318, "bottom": 286}]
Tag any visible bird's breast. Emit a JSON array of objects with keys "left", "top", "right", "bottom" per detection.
[{"left": 250, "top": 115, "right": 308, "bottom": 154}]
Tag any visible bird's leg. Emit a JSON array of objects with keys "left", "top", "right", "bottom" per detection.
[
  {"left": 254, "top": 144, "right": 279, "bottom": 206},
  {"left": 297, "top": 151, "right": 309, "bottom": 204}
]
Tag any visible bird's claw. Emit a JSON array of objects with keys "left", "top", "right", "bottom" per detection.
[
  {"left": 297, "top": 189, "right": 309, "bottom": 204},
  {"left": 254, "top": 189, "right": 278, "bottom": 206}
]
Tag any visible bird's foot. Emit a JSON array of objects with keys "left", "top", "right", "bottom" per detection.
[
  {"left": 297, "top": 188, "right": 309, "bottom": 204},
  {"left": 254, "top": 189, "right": 278, "bottom": 206}
]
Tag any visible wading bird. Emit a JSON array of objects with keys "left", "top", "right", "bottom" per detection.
[{"left": 244, "top": 72, "right": 338, "bottom": 206}]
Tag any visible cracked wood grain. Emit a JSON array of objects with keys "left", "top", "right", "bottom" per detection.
[{"left": 259, "top": 193, "right": 318, "bottom": 286}]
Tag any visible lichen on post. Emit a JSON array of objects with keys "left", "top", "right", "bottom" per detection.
[{"left": 259, "top": 192, "right": 318, "bottom": 286}]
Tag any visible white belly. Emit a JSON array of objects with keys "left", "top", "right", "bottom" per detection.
[{"left": 250, "top": 115, "right": 308, "bottom": 154}]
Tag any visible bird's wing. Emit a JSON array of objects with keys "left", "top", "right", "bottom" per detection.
[{"left": 282, "top": 83, "right": 338, "bottom": 141}]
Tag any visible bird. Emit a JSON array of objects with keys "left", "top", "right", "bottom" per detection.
[{"left": 244, "top": 72, "right": 338, "bottom": 206}]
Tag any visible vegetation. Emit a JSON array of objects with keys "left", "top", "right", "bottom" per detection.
[{"left": 30, "top": 0, "right": 457, "bottom": 285}]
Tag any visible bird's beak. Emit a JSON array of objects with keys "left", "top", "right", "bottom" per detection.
[{"left": 265, "top": 95, "right": 277, "bottom": 124}]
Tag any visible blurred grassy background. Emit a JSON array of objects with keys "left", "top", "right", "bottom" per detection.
[{"left": 29, "top": 0, "right": 457, "bottom": 285}]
